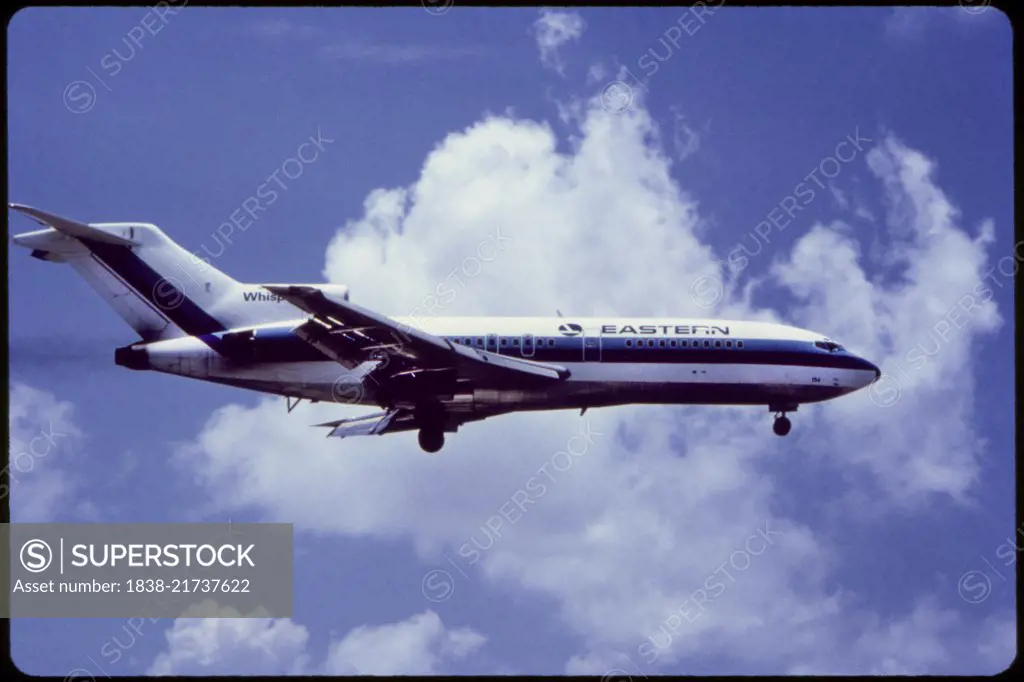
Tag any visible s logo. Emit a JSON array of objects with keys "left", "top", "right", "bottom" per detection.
[
  {"left": 20, "top": 539, "right": 52, "bottom": 573},
  {"left": 558, "top": 323, "right": 583, "bottom": 336}
]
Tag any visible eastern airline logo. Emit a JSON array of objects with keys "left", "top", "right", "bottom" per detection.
[
  {"left": 601, "top": 324, "right": 730, "bottom": 336},
  {"left": 558, "top": 323, "right": 583, "bottom": 336}
]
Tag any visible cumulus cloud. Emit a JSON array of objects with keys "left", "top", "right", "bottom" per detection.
[
  {"left": 532, "top": 9, "right": 586, "bottom": 75},
  {"left": 771, "top": 136, "right": 1002, "bottom": 508},
  {"left": 147, "top": 605, "right": 482, "bottom": 675},
  {"left": 7, "top": 382, "right": 84, "bottom": 522},
  {"left": 174, "top": 85, "right": 1005, "bottom": 674},
  {"left": 975, "top": 613, "right": 1017, "bottom": 673},
  {"left": 323, "top": 610, "right": 485, "bottom": 674},
  {"left": 148, "top": 608, "right": 310, "bottom": 675},
  {"left": 787, "top": 601, "right": 1015, "bottom": 675}
]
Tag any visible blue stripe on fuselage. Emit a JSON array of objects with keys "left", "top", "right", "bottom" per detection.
[{"left": 195, "top": 325, "right": 873, "bottom": 372}]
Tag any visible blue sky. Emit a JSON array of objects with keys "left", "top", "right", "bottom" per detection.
[{"left": 7, "top": 5, "right": 1015, "bottom": 675}]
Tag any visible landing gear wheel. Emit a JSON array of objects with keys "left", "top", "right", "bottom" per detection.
[
  {"left": 773, "top": 415, "right": 792, "bottom": 437},
  {"left": 418, "top": 428, "right": 444, "bottom": 453}
]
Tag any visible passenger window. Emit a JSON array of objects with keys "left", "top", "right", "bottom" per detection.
[
  {"left": 501, "top": 338, "right": 508, "bottom": 346},
  {"left": 670, "top": 340, "right": 677, "bottom": 348},
  {"left": 714, "top": 340, "right": 722, "bottom": 348},
  {"left": 659, "top": 340, "right": 666, "bottom": 347},
  {"left": 703, "top": 340, "right": 710, "bottom": 348},
  {"left": 737, "top": 341, "right": 744, "bottom": 348},
  {"left": 626, "top": 339, "right": 633, "bottom": 347},
  {"left": 647, "top": 339, "right": 655, "bottom": 348},
  {"left": 726, "top": 341, "right": 733, "bottom": 348}
]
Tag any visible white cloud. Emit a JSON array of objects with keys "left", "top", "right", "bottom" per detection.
[
  {"left": 829, "top": 184, "right": 849, "bottom": 210},
  {"left": 771, "top": 136, "right": 1002, "bottom": 508},
  {"left": 854, "top": 203, "right": 875, "bottom": 223},
  {"left": 586, "top": 62, "right": 608, "bottom": 85},
  {"left": 7, "top": 382, "right": 84, "bottom": 522},
  {"left": 787, "top": 602, "right": 1015, "bottom": 675},
  {"left": 318, "top": 43, "right": 484, "bottom": 64},
  {"left": 147, "top": 603, "right": 310, "bottom": 676},
  {"left": 147, "top": 604, "right": 483, "bottom": 676},
  {"left": 237, "top": 20, "right": 482, "bottom": 63},
  {"left": 174, "top": 86, "right": 1005, "bottom": 674},
  {"left": 323, "top": 610, "right": 485, "bottom": 674},
  {"left": 532, "top": 9, "right": 586, "bottom": 75},
  {"left": 884, "top": 7, "right": 1000, "bottom": 39},
  {"left": 668, "top": 107, "right": 707, "bottom": 163},
  {"left": 976, "top": 613, "right": 1017, "bottom": 673}
]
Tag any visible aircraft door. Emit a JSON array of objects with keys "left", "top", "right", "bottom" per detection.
[
  {"left": 522, "top": 334, "right": 534, "bottom": 357},
  {"left": 486, "top": 333, "right": 498, "bottom": 353},
  {"left": 583, "top": 333, "right": 601, "bottom": 362}
]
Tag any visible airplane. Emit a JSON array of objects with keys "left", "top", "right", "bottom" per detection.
[{"left": 9, "top": 203, "right": 881, "bottom": 453}]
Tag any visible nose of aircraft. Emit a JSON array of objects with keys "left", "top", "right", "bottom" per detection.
[{"left": 853, "top": 355, "right": 881, "bottom": 385}]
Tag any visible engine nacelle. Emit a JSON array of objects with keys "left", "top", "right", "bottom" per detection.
[
  {"left": 449, "top": 389, "right": 550, "bottom": 411},
  {"left": 316, "top": 283, "right": 349, "bottom": 302}
]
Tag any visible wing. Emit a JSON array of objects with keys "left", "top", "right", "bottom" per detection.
[
  {"left": 263, "top": 285, "right": 571, "bottom": 389},
  {"left": 314, "top": 406, "right": 508, "bottom": 439}
]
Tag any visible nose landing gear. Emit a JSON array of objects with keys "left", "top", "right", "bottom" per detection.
[
  {"left": 769, "top": 403, "right": 797, "bottom": 437},
  {"left": 772, "top": 415, "right": 792, "bottom": 436}
]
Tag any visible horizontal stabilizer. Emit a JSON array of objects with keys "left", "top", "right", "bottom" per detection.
[{"left": 9, "top": 203, "right": 138, "bottom": 247}]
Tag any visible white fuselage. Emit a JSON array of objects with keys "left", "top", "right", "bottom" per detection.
[{"left": 118, "top": 316, "right": 880, "bottom": 414}]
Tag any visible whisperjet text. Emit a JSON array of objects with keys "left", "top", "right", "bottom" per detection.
[
  {"left": 243, "top": 291, "right": 284, "bottom": 303},
  {"left": 601, "top": 324, "right": 730, "bottom": 336},
  {"left": 70, "top": 543, "right": 255, "bottom": 567}
]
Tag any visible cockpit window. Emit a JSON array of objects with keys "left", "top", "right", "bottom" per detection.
[{"left": 815, "top": 340, "right": 843, "bottom": 352}]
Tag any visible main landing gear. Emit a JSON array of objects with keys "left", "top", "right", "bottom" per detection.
[
  {"left": 769, "top": 404, "right": 797, "bottom": 437},
  {"left": 418, "top": 427, "right": 444, "bottom": 453},
  {"left": 416, "top": 402, "right": 446, "bottom": 454}
]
